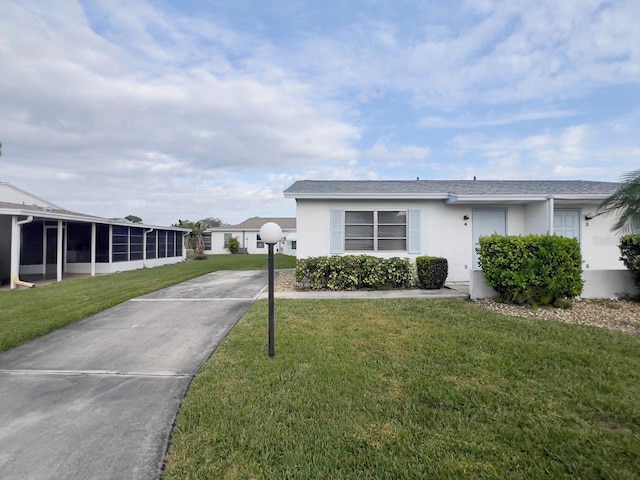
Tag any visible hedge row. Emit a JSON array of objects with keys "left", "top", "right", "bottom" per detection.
[
  {"left": 294, "top": 255, "right": 450, "bottom": 291},
  {"left": 294, "top": 256, "right": 415, "bottom": 290},
  {"left": 477, "top": 234, "right": 583, "bottom": 306}
]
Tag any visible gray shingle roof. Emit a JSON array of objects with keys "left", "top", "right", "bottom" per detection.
[
  {"left": 215, "top": 217, "right": 296, "bottom": 230},
  {"left": 284, "top": 180, "right": 620, "bottom": 197},
  {"left": 0, "top": 200, "right": 105, "bottom": 219}
]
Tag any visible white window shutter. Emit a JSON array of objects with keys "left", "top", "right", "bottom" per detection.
[
  {"left": 407, "top": 209, "right": 421, "bottom": 254},
  {"left": 330, "top": 209, "right": 344, "bottom": 254}
]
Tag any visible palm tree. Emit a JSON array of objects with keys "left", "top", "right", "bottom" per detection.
[
  {"left": 175, "top": 218, "right": 225, "bottom": 254},
  {"left": 598, "top": 169, "right": 640, "bottom": 233},
  {"left": 190, "top": 220, "right": 208, "bottom": 255}
]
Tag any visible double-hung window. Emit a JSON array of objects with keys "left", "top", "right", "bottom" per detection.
[
  {"left": 344, "top": 210, "right": 407, "bottom": 251},
  {"left": 332, "top": 208, "right": 420, "bottom": 254}
]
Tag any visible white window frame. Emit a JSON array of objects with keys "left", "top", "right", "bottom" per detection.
[{"left": 344, "top": 210, "right": 407, "bottom": 252}]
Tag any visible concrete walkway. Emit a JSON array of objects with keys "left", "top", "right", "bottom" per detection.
[
  {"left": 259, "top": 288, "right": 468, "bottom": 299},
  {"left": 0, "top": 270, "right": 269, "bottom": 480}
]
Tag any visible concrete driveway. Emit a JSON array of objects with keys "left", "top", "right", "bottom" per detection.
[{"left": 0, "top": 269, "right": 268, "bottom": 480}]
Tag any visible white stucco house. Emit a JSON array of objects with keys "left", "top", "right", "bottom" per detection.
[
  {"left": 206, "top": 217, "right": 296, "bottom": 255},
  {"left": 0, "top": 182, "right": 189, "bottom": 289},
  {"left": 284, "top": 179, "right": 637, "bottom": 299}
]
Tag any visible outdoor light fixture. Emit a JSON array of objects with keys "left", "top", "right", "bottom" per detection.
[
  {"left": 463, "top": 215, "right": 469, "bottom": 221},
  {"left": 259, "top": 222, "right": 283, "bottom": 357}
]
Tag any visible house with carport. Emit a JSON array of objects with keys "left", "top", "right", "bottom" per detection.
[
  {"left": 206, "top": 217, "right": 296, "bottom": 255},
  {"left": 284, "top": 179, "right": 637, "bottom": 299},
  {"left": 1, "top": 182, "right": 189, "bottom": 289}
]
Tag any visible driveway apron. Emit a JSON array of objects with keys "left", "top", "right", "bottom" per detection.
[{"left": 0, "top": 269, "right": 267, "bottom": 480}]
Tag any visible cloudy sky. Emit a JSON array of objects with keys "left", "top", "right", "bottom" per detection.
[{"left": 1, "top": 0, "right": 639, "bottom": 225}]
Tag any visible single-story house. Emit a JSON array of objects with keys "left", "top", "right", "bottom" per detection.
[
  {"left": 283, "top": 179, "right": 638, "bottom": 299},
  {"left": 0, "top": 182, "right": 190, "bottom": 289},
  {"left": 206, "top": 217, "right": 296, "bottom": 255}
]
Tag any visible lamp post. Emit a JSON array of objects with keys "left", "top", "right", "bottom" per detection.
[{"left": 259, "top": 222, "right": 283, "bottom": 357}]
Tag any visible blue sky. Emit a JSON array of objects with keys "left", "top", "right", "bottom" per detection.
[{"left": 1, "top": 0, "right": 638, "bottom": 225}]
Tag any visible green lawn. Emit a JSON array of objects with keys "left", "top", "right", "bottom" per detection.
[
  {"left": 163, "top": 299, "right": 640, "bottom": 479},
  {"left": 0, "top": 254, "right": 295, "bottom": 352}
]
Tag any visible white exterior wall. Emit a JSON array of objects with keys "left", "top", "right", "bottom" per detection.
[
  {"left": 471, "top": 269, "right": 637, "bottom": 300},
  {"left": 423, "top": 202, "right": 472, "bottom": 282},
  {"left": 578, "top": 204, "right": 626, "bottom": 271},
  {"left": 296, "top": 199, "right": 473, "bottom": 282},
  {"left": 209, "top": 230, "right": 296, "bottom": 255},
  {"left": 21, "top": 255, "right": 186, "bottom": 276},
  {"left": 296, "top": 198, "right": 635, "bottom": 297},
  {"left": 525, "top": 201, "right": 549, "bottom": 234},
  {"left": 506, "top": 204, "right": 526, "bottom": 235}
]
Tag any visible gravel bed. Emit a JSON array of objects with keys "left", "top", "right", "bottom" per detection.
[
  {"left": 276, "top": 271, "right": 639, "bottom": 335},
  {"left": 473, "top": 299, "right": 640, "bottom": 335}
]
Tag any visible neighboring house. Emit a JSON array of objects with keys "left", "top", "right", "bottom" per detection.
[
  {"left": 0, "top": 182, "right": 189, "bottom": 289},
  {"left": 284, "top": 179, "right": 637, "bottom": 299},
  {"left": 207, "top": 217, "right": 296, "bottom": 255}
]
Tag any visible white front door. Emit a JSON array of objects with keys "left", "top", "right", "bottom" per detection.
[
  {"left": 553, "top": 209, "right": 580, "bottom": 241},
  {"left": 472, "top": 209, "right": 507, "bottom": 269}
]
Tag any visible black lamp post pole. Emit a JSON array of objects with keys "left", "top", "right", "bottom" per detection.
[{"left": 268, "top": 242, "right": 275, "bottom": 357}]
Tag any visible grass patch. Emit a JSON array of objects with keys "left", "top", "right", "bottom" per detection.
[
  {"left": 164, "top": 299, "right": 640, "bottom": 479},
  {"left": 0, "top": 254, "right": 295, "bottom": 352}
]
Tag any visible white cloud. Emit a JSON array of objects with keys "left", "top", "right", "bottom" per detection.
[
  {"left": 0, "top": 0, "right": 362, "bottom": 224},
  {"left": 364, "top": 141, "right": 430, "bottom": 164},
  {"left": 449, "top": 120, "right": 639, "bottom": 181},
  {"left": 281, "top": 0, "right": 640, "bottom": 108},
  {"left": 0, "top": 0, "right": 637, "bottom": 225},
  {"left": 419, "top": 109, "right": 578, "bottom": 128}
]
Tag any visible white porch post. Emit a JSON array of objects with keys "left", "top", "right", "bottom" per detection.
[
  {"left": 10, "top": 215, "right": 33, "bottom": 289},
  {"left": 109, "top": 225, "right": 113, "bottom": 271},
  {"left": 57, "top": 220, "right": 63, "bottom": 282},
  {"left": 41, "top": 223, "right": 47, "bottom": 276},
  {"left": 547, "top": 196, "right": 555, "bottom": 234},
  {"left": 10, "top": 216, "right": 20, "bottom": 290},
  {"left": 91, "top": 223, "right": 96, "bottom": 277}
]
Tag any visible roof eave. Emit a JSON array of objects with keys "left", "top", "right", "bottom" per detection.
[
  {"left": 447, "top": 193, "right": 613, "bottom": 204},
  {"left": 283, "top": 192, "right": 450, "bottom": 200},
  {"left": 0, "top": 208, "right": 190, "bottom": 231}
]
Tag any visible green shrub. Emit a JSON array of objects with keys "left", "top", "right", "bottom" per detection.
[
  {"left": 226, "top": 237, "right": 240, "bottom": 254},
  {"left": 619, "top": 234, "right": 640, "bottom": 287},
  {"left": 295, "top": 255, "right": 414, "bottom": 290},
  {"left": 416, "top": 256, "right": 448, "bottom": 289},
  {"left": 478, "top": 234, "right": 583, "bottom": 306}
]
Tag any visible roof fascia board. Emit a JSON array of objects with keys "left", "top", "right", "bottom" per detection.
[
  {"left": 445, "top": 194, "right": 612, "bottom": 204},
  {"left": 283, "top": 193, "right": 450, "bottom": 200},
  {"left": 446, "top": 195, "right": 548, "bottom": 204},
  {"left": 0, "top": 208, "right": 189, "bottom": 231}
]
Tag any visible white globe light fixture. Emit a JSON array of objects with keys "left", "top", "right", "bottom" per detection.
[
  {"left": 259, "top": 222, "right": 283, "bottom": 245},
  {"left": 259, "top": 222, "right": 282, "bottom": 357}
]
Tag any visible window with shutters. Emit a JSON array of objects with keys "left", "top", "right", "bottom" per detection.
[{"left": 344, "top": 210, "right": 407, "bottom": 251}]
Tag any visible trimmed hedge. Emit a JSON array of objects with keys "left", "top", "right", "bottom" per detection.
[
  {"left": 478, "top": 234, "right": 583, "bottom": 306},
  {"left": 295, "top": 255, "right": 414, "bottom": 291},
  {"left": 416, "top": 256, "right": 448, "bottom": 289},
  {"left": 619, "top": 234, "right": 640, "bottom": 288}
]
